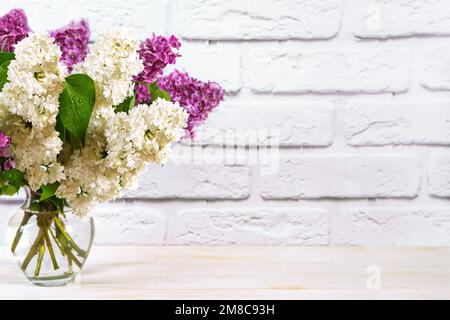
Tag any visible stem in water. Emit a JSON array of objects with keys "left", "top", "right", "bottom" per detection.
[
  {"left": 11, "top": 211, "right": 32, "bottom": 253},
  {"left": 44, "top": 229, "right": 59, "bottom": 270},
  {"left": 34, "top": 241, "right": 45, "bottom": 277},
  {"left": 21, "top": 228, "right": 44, "bottom": 272},
  {"left": 54, "top": 217, "right": 87, "bottom": 257}
]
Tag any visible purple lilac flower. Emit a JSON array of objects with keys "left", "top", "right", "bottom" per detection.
[
  {"left": 50, "top": 19, "right": 90, "bottom": 72},
  {"left": 158, "top": 70, "right": 224, "bottom": 138},
  {"left": 134, "top": 83, "right": 152, "bottom": 105},
  {"left": 133, "top": 34, "right": 181, "bottom": 104},
  {"left": 0, "top": 9, "right": 30, "bottom": 52},
  {"left": 0, "top": 130, "right": 14, "bottom": 171},
  {"left": 0, "top": 130, "right": 10, "bottom": 149},
  {"left": 3, "top": 158, "right": 15, "bottom": 171}
]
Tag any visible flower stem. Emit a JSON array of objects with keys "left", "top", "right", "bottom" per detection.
[
  {"left": 11, "top": 211, "right": 32, "bottom": 253},
  {"left": 63, "top": 247, "right": 82, "bottom": 269},
  {"left": 54, "top": 217, "right": 87, "bottom": 257},
  {"left": 67, "top": 255, "right": 73, "bottom": 270},
  {"left": 49, "top": 226, "right": 82, "bottom": 269},
  {"left": 21, "top": 228, "right": 44, "bottom": 272},
  {"left": 49, "top": 227, "right": 64, "bottom": 256},
  {"left": 34, "top": 241, "right": 45, "bottom": 277},
  {"left": 44, "top": 229, "right": 59, "bottom": 270}
]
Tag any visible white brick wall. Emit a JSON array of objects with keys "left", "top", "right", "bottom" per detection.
[
  {"left": 335, "top": 208, "right": 450, "bottom": 246},
  {"left": 125, "top": 162, "right": 251, "bottom": 199},
  {"left": 428, "top": 153, "right": 450, "bottom": 198},
  {"left": 174, "top": 208, "right": 329, "bottom": 245},
  {"left": 179, "top": 0, "right": 342, "bottom": 40},
  {"left": 1, "top": 0, "right": 450, "bottom": 246},
  {"left": 190, "top": 102, "right": 335, "bottom": 147},
  {"left": 260, "top": 155, "right": 421, "bottom": 199},
  {"left": 353, "top": 0, "right": 450, "bottom": 38},
  {"left": 343, "top": 102, "right": 450, "bottom": 146},
  {"left": 246, "top": 48, "right": 411, "bottom": 94}
]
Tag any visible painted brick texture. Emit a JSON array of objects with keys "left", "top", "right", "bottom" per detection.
[
  {"left": 1, "top": 0, "right": 450, "bottom": 247},
  {"left": 247, "top": 48, "right": 411, "bottom": 94},
  {"left": 260, "top": 155, "right": 421, "bottom": 199},
  {"left": 180, "top": 0, "right": 342, "bottom": 40}
]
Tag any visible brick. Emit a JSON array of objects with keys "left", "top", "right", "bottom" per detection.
[
  {"left": 175, "top": 47, "right": 242, "bottom": 94},
  {"left": 343, "top": 102, "right": 450, "bottom": 146},
  {"left": 336, "top": 208, "right": 450, "bottom": 246},
  {"left": 174, "top": 208, "right": 329, "bottom": 245},
  {"left": 421, "top": 47, "right": 450, "bottom": 90},
  {"left": 190, "top": 102, "right": 335, "bottom": 147},
  {"left": 247, "top": 49, "right": 410, "bottom": 94},
  {"left": 353, "top": 0, "right": 450, "bottom": 39},
  {"left": 260, "top": 155, "right": 421, "bottom": 199},
  {"left": 2, "top": 0, "right": 168, "bottom": 40},
  {"left": 125, "top": 163, "right": 251, "bottom": 199},
  {"left": 92, "top": 202, "right": 166, "bottom": 245},
  {"left": 428, "top": 153, "right": 450, "bottom": 198},
  {"left": 180, "top": 0, "right": 342, "bottom": 40}
]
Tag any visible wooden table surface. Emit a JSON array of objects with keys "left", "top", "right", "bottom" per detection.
[{"left": 1, "top": 246, "right": 450, "bottom": 300}]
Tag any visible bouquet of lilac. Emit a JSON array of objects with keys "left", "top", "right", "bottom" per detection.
[{"left": 0, "top": 8, "right": 224, "bottom": 286}]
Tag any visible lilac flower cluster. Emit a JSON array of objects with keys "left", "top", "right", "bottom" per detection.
[
  {"left": 50, "top": 19, "right": 90, "bottom": 72},
  {"left": 1, "top": 7, "right": 225, "bottom": 140},
  {"left": 0, "top": 9, "right": 30, "bottom": 52},
  {"left": 133, "top": 34, "right": 181, "bottom": 104},
  {"left": 158, "top": 70, "right": 224, "bottom": 138},
  {"left": 0, "top": 130, "right": 14, "bottom": 171}
]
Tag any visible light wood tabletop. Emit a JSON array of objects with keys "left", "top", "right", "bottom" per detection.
[{"left": 1, "top": 246, "right": 450, "bottom": 300}]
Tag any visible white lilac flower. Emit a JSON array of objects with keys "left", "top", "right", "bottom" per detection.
[
  {"left": 0, "top": 29, "right": 191, "bottom": 218},
  {"left": 0, "top": 112, "right": 64, "bottom": 190},
  {"left": 0, "top": 32, "right": 67, "bottom": 130},
  {"left": 137, "top": 98, "right": 189, "bottom": 164},
  {"left": 0, "top": 33, "right": 66, "bottom": 191},
  {"left": 56, "top": 143, "right": 106, "bottom": 216},
  {"left": 57, "top": 98, "right": 187, "bottom": 217},
  {"left": 79, "top": 30, "right": 144, "bottom": 106}
]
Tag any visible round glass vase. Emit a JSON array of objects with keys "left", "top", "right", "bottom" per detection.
[{"left": 7, "top": 188, "right": 94, "bottom": 287}]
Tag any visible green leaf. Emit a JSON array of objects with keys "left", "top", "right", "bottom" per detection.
[
  {"left": 114, "top": 94, "right": 135, "bottom": 113},
  {"left": 39, "top": 182, "right": 59, "bottom": 202},
  {"left": 0, "top": 52, "right": 15, "bottom": 65},
  {"left": 58, "top": 74, "right": 96, "bottom": 148},
  {"left": 48, "top": 196, "right": 65, "bottom": 213},
  {"left": 147, "top": 82, "right": 171, "bottom": 102},
  {"left": 0, "top": 52, "right": 14, "bottom": 91},
  {"left": 0, "top": 60, "right": 11, "bottom": 91},
  {"left": 29, "top": 201, "right": 43, "bottom": 212},
  {"left": 0, "top": 169, "right": 25, "bottom": 193},
  {"left": 0, "top": 185, "right": 17, "bottom": 196}
]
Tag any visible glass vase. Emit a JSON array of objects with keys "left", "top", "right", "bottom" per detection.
[{"left": 6, "top": 187, "right": 94, "bottom": 287}]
